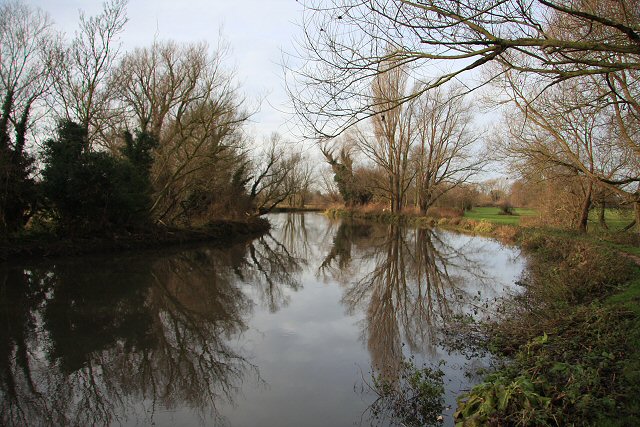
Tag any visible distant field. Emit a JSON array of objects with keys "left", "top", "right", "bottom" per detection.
[
  {"left": 588, "top": 208, "right": 635, "bottom": 231},
  {"left": 465, "top": 206, "right": 635, "bottom": 230},
  {"left": 464, "top": 207, "right": 537, "bottom": 225}
]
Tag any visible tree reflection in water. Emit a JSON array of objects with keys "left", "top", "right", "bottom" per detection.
[
  {"left": 0, "top": 214, "right": 519, "bottom": 427},
  {"left": 246, "top": 232, "right": 303, "bottom": 312},
  {"left": 320, "top": 220, "right": 491, "bottom": 380},
  {"left": 318, "top": 219, "right": 373, "bottom": 283},
  {"left": 0, "top": 233, "right": 301, "bottom": 426}
]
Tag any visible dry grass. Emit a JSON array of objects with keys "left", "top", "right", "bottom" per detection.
[{"left": 426, "top": 206, "right": 464, "bottom": 218}]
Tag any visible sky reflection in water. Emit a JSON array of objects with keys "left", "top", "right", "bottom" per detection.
[{"left": 0, "top": 213, "right": 526, "bottom": 426}]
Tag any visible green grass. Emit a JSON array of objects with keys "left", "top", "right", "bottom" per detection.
[
  {"left": 466, "top": 206, "right": 635, "bottom": 233},
  {"left": 604, "top": 272, "right": 640, "bottom": 426},
  {"left": 464, "top": 206, "right": 537, "bottom": 225},
  {"left": 588, "top": 208, "right": 635, "bottom": 231},
  {"left": 607, "top": 272, "right": 640, "bottom": 315}
]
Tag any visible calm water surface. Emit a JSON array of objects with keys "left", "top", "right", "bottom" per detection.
[{"left": 0, "top": 213, "right": 526, "bottom": 426}]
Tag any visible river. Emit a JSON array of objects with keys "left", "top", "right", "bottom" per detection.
[{"left": 0, "top": 212, "right": 526, "bottom": 426}]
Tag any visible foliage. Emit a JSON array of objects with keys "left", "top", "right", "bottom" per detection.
[
  {"left": 457, "top": 307, "right": 639, "bottom": 426},
  {"left": 367, "top": 358, "right": 445, "bottom": 427},
  {"left": 319, "top": 139, "right": 372, "bottom": 207},
  {"left": 0, "top": 137, "right": 38, "bottom": 233},
  {"left": 333, "top": 162, "right": 372, "bottom": 206},
  {"left": 120, "top": 130, "right": 158, "bottom": 176},
  {"left": 42, "top": 121, "right": 152, "bottom": 233}
]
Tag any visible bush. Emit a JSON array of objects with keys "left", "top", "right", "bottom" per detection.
[
  {"left": 493, "top": 225, "right": 520, "bottom": 243},
  {"left": 474, "top": 220, "right": 494, "bottom": 234},
  {"left": 498, "top": 201, "right": 514, "bottom": 215},
  {"left": 458, "top": 307, "right": 637, "bottom": 426}
]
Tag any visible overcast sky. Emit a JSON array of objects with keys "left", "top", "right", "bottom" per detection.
[{"left": 27, "top": 0, "right": 305, "bottom": 142}]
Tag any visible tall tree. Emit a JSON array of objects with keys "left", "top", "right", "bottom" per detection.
[
  {"left": 111, "top": 40, "right": 251, "bottom": 224},
  {"left": 0, "top": 0, "right": 55, "bottom": 232},
  {"left": 411, "top": 86, "right": 483, "bottom": 213},
  {"left": 356, "top": 61, "right": 414, "bottom": 212},
  {"left": 52, "top": 0, "right": 127, "bottom": 147}
]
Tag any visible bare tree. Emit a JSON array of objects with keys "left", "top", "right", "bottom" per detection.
[
  {"left": 248, "top": 133, "right": 312, "bottom": 214},
  {"left": 317, "top": 165, "right": 342, "bottom": 202},
  {"left": 112, "top": 40, "right": 225, "bottom": 140},
  {"left": 52, "top": 0, "right": 128, "bottom": 147},
  {"left": 331, "top": 60, "right": 416, "bottom": 212},
  {"left": 493, "top": 70, "right": 638, "bottom": 230},
  {"left": 412, "top": 86, "right": 484, "bottom": 213},
  {"left": 0, "top": 0, "right": 55, "bottom": 231},
  {"left": 111, "top": 40, "right": 252, "bottom": 224},
  {"left": 361, "top": 61, "right": 415, "bottom": 212},
  {"left": 284, "top": 152, "right": 315, "bottom": 208},
  {"left": 288, "top": 0, "right": 640, "bottom": 136}
]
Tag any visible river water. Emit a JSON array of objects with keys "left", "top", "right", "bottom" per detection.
[{"left": 0, "top": 213, "right": 526, "bottom": 426}]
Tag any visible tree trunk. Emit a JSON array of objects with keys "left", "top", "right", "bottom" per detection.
[
  {"left": 419, "top": 189, "right": 430, "bottom": 215},
  {"left": 635, "top": 201, "right": 640, "bottom": 234},
  {"left": 599, "top": 201, "right": 608, "bottom": 230},
  {"left": 578, "top": 183, "right": 592, "bottom": 233}
]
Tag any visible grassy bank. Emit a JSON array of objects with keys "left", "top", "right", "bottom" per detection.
[
  {"left": 324, "top": 207, "right": 640, "bottom": 425},
  {"left": 464, "top": 207, "right": 537, "bottom": 225},
  {"left": 464, "top": 206, "right": 635, "bottom": 232},
  {"left": 1, "top": 217, "right": 270, "bottom": 261},
  {"left": 324, "top": 207, "right": 523, "bottom": 242},
  {"left": 455, "top": 232, "right": 640, "bottom": 426}
]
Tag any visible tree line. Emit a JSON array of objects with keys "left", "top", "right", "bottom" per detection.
[
  {"left": 0, "top": 0, "right": 312, "bottom": 236},
  {"left": 291, "top": 0, "right": 640, "bottom": 232}
]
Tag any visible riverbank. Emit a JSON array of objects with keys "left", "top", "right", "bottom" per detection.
[
  {"left": 324, "top": 207, "right": 640, "bottom": 425},
  {"left": 1, "top": 217, "right": 270, "bottom": 261},
  {"left": 324, "top": 207, "right": 522, "bottom": 242},
  {"left": 270, "top": 206, "right": 326, "bottom": 213},
  {"left": 456, "top": 231, "right": 640, "bottom": 426}
]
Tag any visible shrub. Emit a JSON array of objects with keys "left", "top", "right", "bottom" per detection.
[
  {"left": 474, "top": 220, "right": 494, "bottom": 234},
  {"left": 457, "top": 234, "right": 639, "bottom": 426},
  {"left": 498, "top": 201, "right": 514, "bottom": 215},
  {"left": 367, "top": 358, "right": 445, "bottom": 426},
  {"left": 493, "top": 225, "right": 520, "bottom": 243}
]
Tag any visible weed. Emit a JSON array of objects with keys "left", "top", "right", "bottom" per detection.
[{"left": 365, "top": 358, "right": 446, "bottom": 427}]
